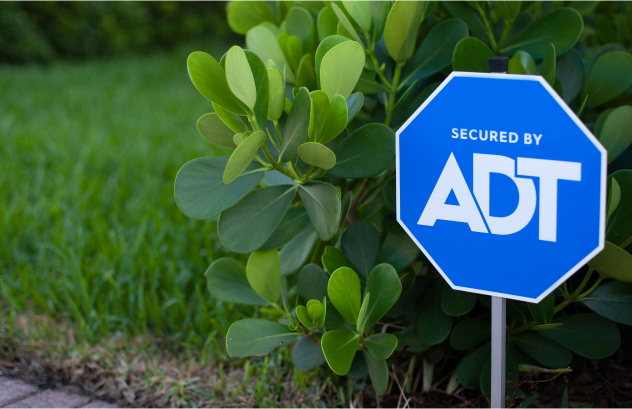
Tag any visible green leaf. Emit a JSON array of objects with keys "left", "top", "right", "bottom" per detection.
[
  {"left": 514, "top": 50, "right": 536, "bottom": 74},
  {"left": 298, "top": 181, "right": 341, "bottom": 240},
  {"left": 442, "top": 2, "right": 487, "bottom": 39},
  {"left": 296, "top": 54, "right": 317, "bottom": 91},
  {"left": 297, "top": 264, "right": 329, "bottom": 303},
  {"left": 376, "top": 228, "right": 420, "bottom": 271},
  {"left": 383, "top": 176, "right": 396, "bottom": 212},
  {"left": 296, "top": 305, "right": 314, "bottom": 327},
  {"left": 279, "top": 87, "right": 311, "bottom": 162},
  {"left": 278, "top": 33, "right": 303, "bottom": 73},
  {"left": 196, "top": 113, "right": 238, "bottom": 148},
  {"left": 582, "top": 281, "right": 632, "bottom": 326},
  {"left": 280, "top": 225, "right": 319, "bottom": 275},
  {"left": 449, "top": 318, "right": 490, "bottom": 350},
  {"left": 315, "top": 35, "right": 350, "bottom": 88},
  {"left": 293, "top": 336, "right": 326, "bottom": 371},
  {"left": 226, "top": 46, "right": 257, "bottom": 111},
  {"left": 556, "top": 49, "right": 584, "bottom": 103},
  {"left": 328, "top": 267, "right": 361, "bottom": 325},
  {"left": 260, "top": 207, "right": 309, "bottom": 251},
  {"left": 452, "top": 37, "right": 495, "bottom": 73},
  {"left": 346, "top": 92, "right": 364, "bottom": 124},
  {"left": 330, "top": 3, "right": 363, "bottom": 45},
  {"left": 328, "top": 123, "right": 395, "bottom": 178},
  {"left": 356, "top": 292, "right": 370, "bottom": 332},
  {"left": 363, "top": 350, "right": 389, "bottom": 395},
  {"left": 513, "top": 332, "right": 571, "bottom": 369},
  {"left": 456, "top": 341, "right": 490, "bottom": 389},
  {"left": 323, "top": 95, "right": 348, "bottom": 143},
  {"left": 317, "top": 6, "right": 339, "bottom": 43},
  {"left": 495, "top": 1, "right": 521, "bottom": 21},
  {"left": 322, "top": 329, "right": 359, "bottom": 376},
  {"left": 227, "top": 1, "right": 277, "bottom": 35},
  {"left": 502, "top": 8, "right": 584, "bottom": 58},
  {"left": 588, "top": 241, "right": 632, "bottom": 282},
  {"left": 599, "top": 105, "right": 632, "bottom": 164},
  {"left": 213, "top": 103, "right": 247, "bottom": 135},
  {"left": 342, "top": 1, "right": 371, "bottom": 32},
  {"left": 243, "top": 50, "right": 270, "bottom": 130},
  {"left": 607, "top": 170, "right": 632, "bottom": 247},
  {"left": 219, "top": 185, "right": 296, "bottom": 253},
  {"left": 364, "top": 264, "right": 402, "bottom": 328},
  {"left": 607, "top": 175, "right": 621, "bottom": 223},
  {"left": 175, "top": 157, "right": 264, "bottom": 220},
  {"left": 402, "top": 19, "right": 468, "bottom": 85},
  {"left": 286, "top": 6, "right": 316, "bottom": 53},
  {"left": 417, "top": 282, "right": 452, "bottom": 345},
  {"left": 541, "top": 313, "right": 620, "bottom": 359},
  {"left": 584, "top": 51, "right": 632, "bottom": 108},
  {"left": 246, "top": 251, "right": 281, "bottom": 304},
  {"left": 223, "top": 131, "right": 267, "bottom": 184},
  {"left": 531, "top": 323, "right": 563, "bottom": 331},
  {"left": 309, "top": 90, "right": 330, "bottom": 142},
  {"left": 246, "top": 25, "right": 295, "bottom": 83},
  {"left": 321, "top": 246, "right": 358, "bottom": 275},
  {"left": 540, "top": 43, "right": 556, "bottom": 86},
  {"left": 307, "top": 299, "right": 325, "bottom": 326},
  {"left": 441, "top": 285, "right": 477, "bottom": 316},
  {"left": 205, "top": 258, "right": 267, "bottom": 306},
  {"left": 365, "top": 333, "right": 398, "bottom": 360},
  {"left": 528, "top": 293, "right": 555, "bottom": 325},
  {"left": 370, "top": 1, "right": 390, "bottom": 45},
  {"left": 187, "top": 51, "right": 249, "bottom": 115},
  {"left": 354, "top": 78, "right": 390, "bottom": 94},
  {"left": 320, "top": 41, "right": 366, "bottom": 101},
  {"left": 384, "top": 0, "right": 425, "bottom": 63},
  {"left": 298, "top": 142, "right": 337, "bottom": 170},
  {"left": 342, "top": 221, "right": 380, "bottom": 279},
  {"left": 226, "top": 319, "right": 297, "bottom": 357}
]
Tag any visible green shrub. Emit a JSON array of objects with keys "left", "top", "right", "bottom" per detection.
[
  {"left": 175, "top": 0, "right": 632, "bottom": 401},
  {"left": 0, "top": 2, "right": 235, "bottom": 64}
]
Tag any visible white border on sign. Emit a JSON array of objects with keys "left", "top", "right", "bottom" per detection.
[{"left": 395, "top": 71, "right": 607, "bottom": 303}]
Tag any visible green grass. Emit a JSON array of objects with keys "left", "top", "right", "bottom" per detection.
[{"left": 0, "top": 44, "right": 249, "bottom": 356}]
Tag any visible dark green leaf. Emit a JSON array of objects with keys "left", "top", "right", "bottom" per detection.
[
  {"left": 599, "top": 105, "right": 632, "bottom": 165},
  {"left": 607, "top": 177, "right": 621, "bottom": 223},
  {"left": 417, "top": 282, "right": 452, "bottom": 345},
  {"left": 205, "top": 258, "right": 267, "bottom": 306},
  {"left": 279, "top": 87, "right": 311, "bottom": 162},
  {"left": 513, "top": 50, "right": 536, "bottom": 74},
  {"left": 354, "top": 78, "right": 390, "bottom": 94},
  {"left": 218, "top": 185, "right": 296, "bottom": 253},
  {"left": 582, "top": 281, "right": 632, "bottom": 326},
  {"left": 320, "top": 41, "right": 366, "bottom": 101},
  {"left": 366, "top": 333, "right": 398, "bottom": 360},
  {"left": 513, "top": 331, "right": 572, "bottom": 368},
  {"left": 583, "top": 51, "right": 632, "bottom": 108},
  {"left": 441, "top": 285, "right": 477, "bottom": 316},
  {"left": 246, "top": 250, "right": 281, "bottom": 304},
  {"left": 321, "top": 246, "right": 358, "bottom": 275},
  {"left": 175, "top": 157, "right": 264, "bottom": 220},
  {"left": 328, "top": 267, "right": 361, "bottom": 324},
  {"left": 297, "top": 263, "right": 329, "bottom": 303},
  {"left": 226, "top": 319, "right": 296, "bottom": 357},
  {"left": 452, "top": 37, "right": 495, "bottom": 73},
  {"left": 540, "top": 43, "right": 556, "bottom": 86},
  {"left": 298, "top": 181, "right": 341, "bottom": 240},
  {"left": 280, "top": 225, "right": 319, "bottom": 275},
  {"left": 342, "top": 221, "right": 380, "bottom": 279},
  {"left": 383, "top": 176, "right": 396, "bottom": 212},
  {"left": 328, "top": 123, "right": 395, "bottom": 178},
  {"left": 528, "top": 293, "right": 555, "bottom": 325},
  {"left": 321, "top": 329, "right": 359, "bottom": 375},
  {"left": 286, "top": 6, "right": 316, "bottom": 53},
  {"left": 376, "top": 228, "right": 420, "bottom": 271},
  {"left": 227, "top": 1, "right": 277, "bottom": 35},
  {"left": 450, "top": 318, "right": 490, "bottom": 350},
  {"left": 370, "top": 1, "right": 390, "bottom": 45},
  {"left": 384, "top": 0, "right": 425, "bottom": 63},
  {"left": 555, "top": 49, "right": 584, "bottom": 103},
  {"left": 260, "top": 207, "right": 309, "bottom": 251},
  {"left": 588, "top": 241, "right": 632, "bottom": 283},
  {"left": 541, "top": 313, "right": 620, "bottom": 359},
  {"left": 293, "top": 336, "right": 326, "bottom": 371},
  {"left": 197, "top": 113, "right": 238, "bottom": 148},
  {"left": 244, "top": 50, "right": 270, "bottom": 130},
  {"left": 346, "top": 352, "right": 369, "bottom": 379},
  {"left": 456, "top": 341, "right": 490, "bottom": 389},
  {"left": 363, "top": 350, "right": 389, "bottom": 395},
  {"left": 317, "top": 6, "right": 338, "bottom": 42},
  {"left": 495, "top": 1, "right": 521, "bottom": 21},
  {"left": 297, "top": 53, "right": 317, "bottom": 90},
  {"left": 346, "top": 92, "right": 364, "bottom": 124},
  {"left": 364, "top": 264, "right": 402, "bottom": 328},
  {"left": 224, "top": 131, "right": 267, "bottom": 184},
  {"left": 442, "top": 2, "right": 487, "bottom": 39},
  {"left": 607, "top": 170, "right": 632, "bottom": 247}
]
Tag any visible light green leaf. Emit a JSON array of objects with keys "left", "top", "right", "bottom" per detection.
[
  {"left": 280, "top": 225, "right": 319, "bottom": 275},
  {"left": 204, "top": 258, "right": 267, "bottom": 306},
  {"left": 212, "top": 103, "right": 247, "bottom": 135},
  {"left": 366, "top": 333, "right": 398, "bottom": 360},
  {"left": 582, "top": 281, "right": 632, "bottom": 326},
  {"left": 363, "top": 350, "right": 389, "bottom": 395},
  {"left": 243, "top": 50, "right": 270, "bottom": 130},
  {"left": 417, "top": 282, "right": 452, "bottom": 345},
  {"left": 223, "top": 131, "right": 267, "bottom": 184},
  {"left": 197, "top": 113, "right": 238, "bottom": 148},
  {"left": 233, "top": 133, "right": 245, "bottom": 146},
  {"left": 293, "top": 336, "right": 326, "bottom": 371},
  {"left": 342, "top": 221, "right": 380, "bottom": 279},
  {"left": 528, "top": 293, "right": 555, "bottom": 325},
  {"left": 317, "top": 6, "right": 339, "bottom": 42},
  {"left": 599, "top": 105, "right": 632, "bottom": 164},
  {"left": 540, "top": 43, "right": 556, "bottom": 86},
  {"left": 246, "top": 251, "right": 281, "bottom": 304},
  {"left": 513, "top": 50, "right": 536, "bottom": 74},
  {"left": 298, "top": 181, "right": 341, "bottom": 240},
  {"left": 328, "top": 123, "right": 395, "bottom": 178},
  {"left": 508, "top": 57, "right": 526, "bottom": 74},
  {"left": 267, "top": 68, "right": 284, "bottom": 121},
  {"left": 364, "top": 264, "right": 402, "bottom": 328},
  {"left": 323, "top": 95, "right": 348, "bottom": 143},
  {"left": 356, "top": 292, "right": 370, "bottom": 332},
  {"left": 320, "top": 41, "right": 366, "bottom": 101},
  {"left": 226, "top": 319, "right": 296, "bottom": 357},
  {"left": 441, "top": 285, "right": 477, "bottom": 316},
  {"left": 456, "top": 341, "right": 490, "bottom": 389},
  {"left": 541, "top": 313, "right": 620, "bottom": 359},
  {"left": 296, "top": 305, "right": 314, "bottom": 327},
  {"left": 175, "top": 157, "right": 264, "bottom": 220},
  {"left": 330, "top": 3, "right": 363, "bottom": 44},
  {"left": 327, "top": 267, "right": 361, "bottom": 325},
  {"left": 297, "top": 264, "right": 329, "bottom": 303},
  {"left": 502, "top": 8, "right": 584, "bottom": 58},
  {"left": 227, "top": 1, "right": 277, "bottom": 35},
  {"left": 321, "top": 329, "right": 359, "bottom": 375},
  {"left": 246, "top": 25, "right": 295, "bottom": 83},
  {"left": 187, "top": 51, "right": 249, "bottom": 115},
  {"left": 384, "top": 1, "right": 425, "bottom": 63},
  {"left": 513, "top": 331, "right": 572, "bottom": 369},
  {"left": 452, "top": 37, "right": 495, "bottom": 73},
  {"left": 298, "top": 142, "right": 337, "bottom": 170},
  {"left": 342, "top": 1, "right": 371, "bottom": 31},
  {"left": 588, "top": 241, "right": 632, "bottom": 282},
  {"left": 321, "top": 246, "right": 358, "bottom": 275},
  {"left": 278, "top": 33, "right": 303, "bottom": 73},
  {"left": 260, "top": 207, "right": 309, "bottom": 251},
  {"left": 309, "top": 90, "right": 331, "bottom": 142},
  {"left": 279, "top": 87, "right": 311, "bottom": 162},
  {"left": 226, "top": 46, "right": 257, "bottom": 111},
  {"left": 607, "top": 170, "right": 632, "bottom": 247},
  {"left": 218, "top": 185, "right": 296, "bottom": 253},
  {"left": 296, "top": 53, "right": 317, "bottom": 90},
  {"left": 449, "top": 318, "right": 490, "bottom": 351},
  {"left": 315, "top": 35, "right": 350, "bottom": 87}
]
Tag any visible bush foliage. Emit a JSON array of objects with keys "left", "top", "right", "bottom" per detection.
[
  {"left": 175, "top": 0, "right": 632, "bottom": 401},
  {"left": 0, "top": 2, "right": 233, "bottom": 64}
]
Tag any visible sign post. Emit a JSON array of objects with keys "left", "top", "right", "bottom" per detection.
[{"left": 396, "top": 57, "right": 606, "bottom": 408}]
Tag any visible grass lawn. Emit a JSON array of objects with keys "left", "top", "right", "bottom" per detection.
[{"left": 0, "top": 44, "right": 349, "bottom": 407}]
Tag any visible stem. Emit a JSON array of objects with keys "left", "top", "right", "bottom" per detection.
[
  {"left": 368, "top": 51, "right": 391, "bottom": 89},
  {"left": 577, "top": 276, "right": 604, "bottom": 300},
  {"left": 476, "top": 5, "right": 498, "bottom": 51},
  {"left": 274, "top": 120, "right": 283, "bottom": 144},
  {"left": 568, "top": 268, "right": 594, "bottom": 300},
  {"left": 302, "top": 165, "right": 314, "bottom": 183},
  {"left": 496, "top": 19, "right": 513, "bottom": 53},
  {"left": 385, "top": 63, "right": 404, "bottom": 127},
  {"left": 248, "top": 115, "right": 260, "bottom": 132}
]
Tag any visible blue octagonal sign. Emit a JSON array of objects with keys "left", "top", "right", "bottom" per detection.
[{"left": 397, "top": 72, "right": 606, "bottom": 302}]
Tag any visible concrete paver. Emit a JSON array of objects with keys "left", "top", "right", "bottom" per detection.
[
  {"left": 0, "top": 378, "right": 38, "bottom": 407},
  {"left": 5, "top": 390, "right": 90, "bottom": 408}
]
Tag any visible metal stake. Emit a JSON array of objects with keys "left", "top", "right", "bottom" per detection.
[{"left": 487, "top": 56, "right": 510, "bottom": 409}]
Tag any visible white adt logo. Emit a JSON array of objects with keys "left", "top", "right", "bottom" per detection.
[{"left": 418, "top": 153, "right": 582, "bottom": 242}]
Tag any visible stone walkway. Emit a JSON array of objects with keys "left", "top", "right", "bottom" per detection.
[{"left": 0, "top": 376, "right": 115, "bottom": 408}]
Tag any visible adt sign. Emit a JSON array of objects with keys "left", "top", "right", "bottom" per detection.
[{"left": 397, "top": 72, "right": 606, "bottom": 302}]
